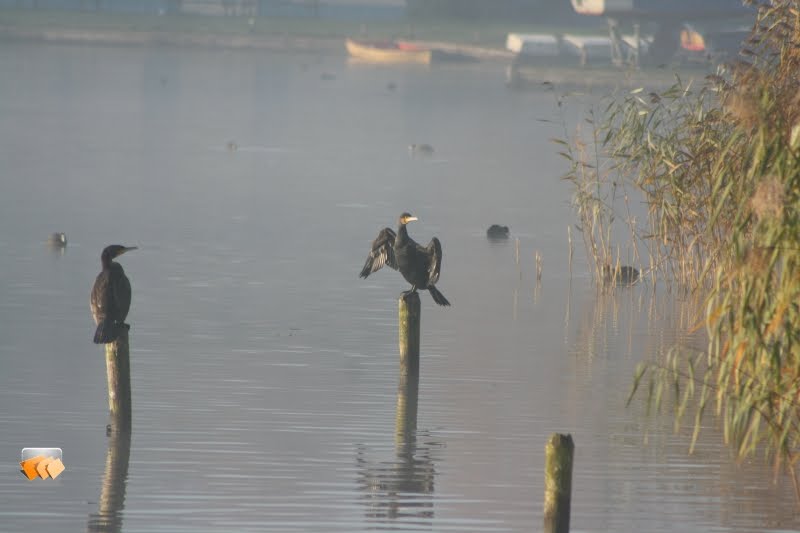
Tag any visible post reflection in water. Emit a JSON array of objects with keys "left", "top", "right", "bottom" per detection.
[
  {"left": 356, "top": 375, "right": 438, "bottom": 526},
  {"left": 87, "top": 426, "right": 131, "bottom": 533}
]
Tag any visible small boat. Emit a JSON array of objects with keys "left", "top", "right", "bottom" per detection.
[{"left": 345, "top": 38, "right": 432, "bottom": 65}]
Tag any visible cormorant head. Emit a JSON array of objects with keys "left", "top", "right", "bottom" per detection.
[
  {"left": 399, "top": 212, "right": 418, "bottom": 226},
  {"left": 101, "top": 244, "right": 138, "bottom": 265}
]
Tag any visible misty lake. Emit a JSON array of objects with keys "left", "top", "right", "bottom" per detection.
[{"left": 0, "top": 42, "right": 798, "bottom": 532}]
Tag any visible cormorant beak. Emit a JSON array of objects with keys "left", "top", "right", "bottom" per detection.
[
  {"left": 406, "top": 216, "right": 418, "bottom": 223},
  {"left": 117, "top": 246, "right": 138, "bottom": 257}
]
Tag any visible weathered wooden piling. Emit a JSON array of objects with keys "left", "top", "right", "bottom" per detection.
[
  {"left": 398, "top": 292, "right": 421, "bottom": 379},
  {"left": 105, "top": 329, "right": 132, "bottom": 428},
  {"left": 544, "top": 433, "right": 574, "bottom": 533},
  {"left": 395, "top": 374, "right": 419, "bottom": 446}
]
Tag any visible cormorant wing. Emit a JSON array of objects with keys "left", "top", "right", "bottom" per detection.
[
  {"left": 360, "top": 228, "right": 397, "bottom": 278},
  {"left": 425, "top": 237, "right": 443, "bottom": 285},
  {"left": 90, "top": 272, "right": 108, "bottom": 325},
  {"left": 112, "top": 264, "right": 132, "bottom": 322}
]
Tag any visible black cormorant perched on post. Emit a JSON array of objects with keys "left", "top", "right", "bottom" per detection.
[
  {"left": 91, "top": 245, "right": 137, "bottom": 344},
  {"left": 360, "top": 212, "right": 450, "bottom": 306}
]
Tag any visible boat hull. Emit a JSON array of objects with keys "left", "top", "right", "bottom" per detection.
[{"left": 345, "top": 39, "right": 432, "bottom": 65}]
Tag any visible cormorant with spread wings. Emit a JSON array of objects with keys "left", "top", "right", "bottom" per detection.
[{"left": 360, "top": 212, "right": 450, "bottom": 306}]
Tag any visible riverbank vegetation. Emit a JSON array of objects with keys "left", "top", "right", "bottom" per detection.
[{"left": 561, "top": 0, "right": 800, "bottom": 494}]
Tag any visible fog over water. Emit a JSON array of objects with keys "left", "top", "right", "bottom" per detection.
[{"left": 0, "top": 43, "right": 798, "bottom": 532}]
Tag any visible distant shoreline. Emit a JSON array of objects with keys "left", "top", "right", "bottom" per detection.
[
  {"left": 0, "top": 8, "right": 534, "bottom": 57},
  {"left": 0, "top": 25, "right": 348, "bottom": 54},
  {"left": 0, "top": 8, "right": 598, "bottom": 59},
  {"left": 0, "top": 10, "right": 713, "bottom": 91},
  {"left": 0, "top": 24, "right": 708, "bottom": 91},
  {"left": 0, "top": 24, "right": 518, "bottom": 64}
]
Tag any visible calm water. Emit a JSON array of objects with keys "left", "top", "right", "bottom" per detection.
[{"left": 0, "top": 43, "right": 797, "bottom": 533}]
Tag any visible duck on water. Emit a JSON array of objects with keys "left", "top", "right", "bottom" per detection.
[
  {"left": 601, "top": 264, "right": 640, "bottom": 286},
  {"left": 486, "top": 225, "right": 510, "bottom": 240},
  {"left": 408, "top": 144, "right": 434, "bottom": 158},
  {"left": 47, "top": 232, "right": 67, "bottom": 248}
]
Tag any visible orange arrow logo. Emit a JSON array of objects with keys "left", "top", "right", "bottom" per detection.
[{"left": 20, "top": 448, "right": 65, "bottom": 480}]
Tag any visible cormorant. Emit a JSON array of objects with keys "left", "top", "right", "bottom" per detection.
[
  {"left": 360, "top": 213, "right": 450, "bottom": 306},
  {"left": 486, "top": 225, "right": 510, "bottom": 240},
  {"left": 91, "top": 245, "right": 137, "bottom": 344},
  {"left": 47, "top": 232, "right": 67, "bottom": 248},
  {"left": 408, "top": 144, "right": 434, "bottom": 157}
]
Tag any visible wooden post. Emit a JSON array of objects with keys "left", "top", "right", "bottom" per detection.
[
  {"left": 88, "top": 425, "right": 131, "bottom": 532},
  {"left": 398, "top": 292, "right": 421, "bottom": 379},
  {"left": 395, "top": 374, "right": 419, "bottom": 447},
  {"left": 105, "top": 329, "right": 132, "bottom": 429},
  {"left": 544, "top": 433, "right": 574, "bottom": 533}
]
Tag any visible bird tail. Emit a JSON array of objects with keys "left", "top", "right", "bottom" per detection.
[
  {"left": 428, "top": 286, "right": 451, "bottom": 307},
  {"left": 93, "top": 320, "right": 120, "bottom": 344},
  {"left": 359, "top": 261, "right": 372, "bottom": 279}
]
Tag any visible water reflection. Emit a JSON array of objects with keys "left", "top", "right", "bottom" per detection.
[
  {"left": 87, "top": 427, "right": 131, "bottom": 533},
  {"left": 356, "top": 375, "right": 437, "bottom": 526},
  {"left": 568, "top": 287, "right": 707, "bottom": 363},
  {"left": 47, "top": 244, "right": 67, "bottom": 258}
]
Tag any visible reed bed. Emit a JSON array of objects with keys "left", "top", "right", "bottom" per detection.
[{"left": 560, "top": 0, "right": 800, "bottom": 496}]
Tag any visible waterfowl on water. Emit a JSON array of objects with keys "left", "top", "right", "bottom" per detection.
[
  {"left": 486, "top": 225, "right": 510, "bottom": 240},
  {"left": 360, "top": 212, "right": 450, "bottom": 306},
  {"left": 602, "top": 264, "right": 640, "bottom": 286},
  {"left": 90, "top": 245, "right": 137, "bottom": 344},
  {"left": 47, "top": 232, "right": 67, "bottom": 248},
  {"left": 408, "top": 144, "right": 434, "bottom": 157}
]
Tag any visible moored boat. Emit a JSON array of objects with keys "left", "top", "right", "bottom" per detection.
[{"left": 345, "top": 38, "right": 432, "bottom": 65}]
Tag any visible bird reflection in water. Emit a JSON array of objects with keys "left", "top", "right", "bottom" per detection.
[
  {"left": 356, "top": 375, "right": 439, "bottom": 524},
  {"left": 87, "top": 425, "right": 131, "bottom": 533}
]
